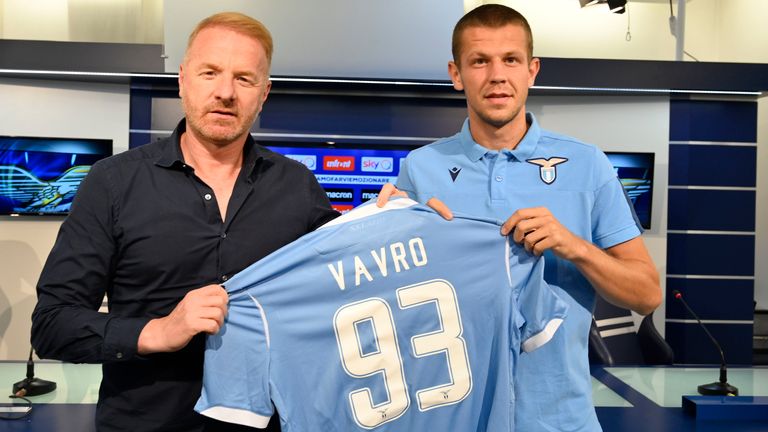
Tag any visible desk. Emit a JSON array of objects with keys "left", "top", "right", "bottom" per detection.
[
  {"left": 2, "top": 362, "right": 767, "bottom": 431},
  {"left": 0, "top": 361, "right": 98, "bottom": 431},
  {"left": 593, "top": 366, "right": 768, "bottom": 432}
]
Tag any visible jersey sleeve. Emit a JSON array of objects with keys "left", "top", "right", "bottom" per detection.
[
  {"left": 507, "top": 243, "right": 568, "bottom": 353},
  {"left": 591, "top": 150, "right": 643, "bottom": 249},
  {"left": 395, "top": 155, "right": 417, "bottom": 199},
  {"left": 195, "top": 289, "right": 274, "bottom": 428}
]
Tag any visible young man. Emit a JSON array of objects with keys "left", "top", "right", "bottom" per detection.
[
  {"left": 379, "top": 4, "right": 660, "bottom": 431},
  {"left": 31, "top": 12, "right": 337, "bottom": 432}
]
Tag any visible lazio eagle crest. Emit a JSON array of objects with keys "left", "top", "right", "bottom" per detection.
[{"left": 526, "top": 157, "right": 568, "bottom": 184}]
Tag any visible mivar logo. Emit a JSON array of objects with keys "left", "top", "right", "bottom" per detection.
[
  {"left": 286, "top": 154, "right": 317, "bottom": 171},
  {"left": 323, "top": 156, "right": 355, "bottom": 171},
  {"left": 361, "top": 157, "right": 393, "bottom": 173}
]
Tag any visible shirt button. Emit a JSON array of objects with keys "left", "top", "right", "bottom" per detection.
[
  {"left": 221, "top": 275, "right": 228, "bottom": 282},
  {"left": 220, "top": 232, "right": 227, "bottom": 239},
  {"left": 204, "top": 193, "right": 212, "bottom": 201},
  {"left": 116, "top": 352, "right": 123, "bottom": 359},
  {"left": 495, "top": 176, "right": 503, "bottom": 182}
]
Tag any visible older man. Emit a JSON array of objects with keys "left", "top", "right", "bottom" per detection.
[{"left": 32, "top": 12, "right": 337, "bottom": 432}]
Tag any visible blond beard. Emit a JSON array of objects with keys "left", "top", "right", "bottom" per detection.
[{"left": 182, "top": 98, "right": 258, "bottom": 146}]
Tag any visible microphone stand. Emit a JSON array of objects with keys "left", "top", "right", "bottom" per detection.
[
  {"left": 12, "top": 348, "right": 57, "bottom": 397},
  {"left": 673, "top": 290, "right": 738, "bottom": 396}
]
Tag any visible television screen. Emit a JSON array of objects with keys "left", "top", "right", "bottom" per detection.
[
  {"left": 0, "top": 136, "right": 113, "bottom": 215},
  {"left": 605, "top": 152, "right": 654, "bottom": 229},
  {"left": 265, "top": 143, "right": 412, "bottom": 213}
]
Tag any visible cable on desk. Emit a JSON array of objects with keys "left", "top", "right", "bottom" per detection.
[{"left": 0, "top": 395, "right": 32, "bottom": 420}]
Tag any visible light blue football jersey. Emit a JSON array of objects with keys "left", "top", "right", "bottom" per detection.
[
  {"left": 396, "top": 114, "right": 642, "bottom": 432},
  {"left": 196, "top": 198, "right": 567, "bottom": 431}
]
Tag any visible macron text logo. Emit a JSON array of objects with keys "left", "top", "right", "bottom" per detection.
[
  {"left": 361, "top": 157, "right": 393, "bottom": 173},
  {"left": 323, "top": 156, "right": 355, "bottom": 171}
]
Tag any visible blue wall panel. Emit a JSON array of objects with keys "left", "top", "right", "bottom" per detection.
[
  {"left": 129, "top": 89, "right": 153, "bottom": 148},
  {"left": 668, "top": 144, "right": 756, "bottom": 187},
  {"left": 666, "top": 278, "right": 755, "bottom": 321},
  {"left": 667, "top": 189, "right": 755, "bottom": 231},
  {"left": 258, "top": 94, "right": 466, "bottom": 139},
  {"left": 670, "top": 100, "right": 757, "bottom": 142},
  {"left": 666, "top": 322, "right": 753, "bottom": 365},
  {"left": 667, "top": 98, "right": 758, "bottom": 366},
  {"left": 667, "top": 234, "right": 755, "bottom": 276}
]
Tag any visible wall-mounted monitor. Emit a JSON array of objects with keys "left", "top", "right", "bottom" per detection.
[
  {"left": 0, "top": 135, "right": 113, "bottom": 216},
  {"left": 265, "top": 142, "right": 413, "bottom": 213},
  {"left": 605, "top": 151, "right": 654, "bottom": 230}
]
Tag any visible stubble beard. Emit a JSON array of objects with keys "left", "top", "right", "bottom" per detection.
[
  {"left": 476, "top": 105, "right": 522, "bottom": 130},
  {"left": 182, "top": 98, "right": 258, "bottom": 146}
]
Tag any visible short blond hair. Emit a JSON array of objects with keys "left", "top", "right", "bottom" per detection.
[{"left": 186, "top": 12, "right": 273, "bottom": 67}]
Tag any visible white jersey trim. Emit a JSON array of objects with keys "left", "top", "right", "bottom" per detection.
[
  {"left": 199, "top": 406, "right": 271, "bottom": 429},
  {"left": 319, "top": 198, "right": 419, "bottom": 229},
  {"left": 521, "top": 318, "right": 564, "bottom": 353},
  {"left": 249, "top": 294, "right": 271, "bottom": 348}
]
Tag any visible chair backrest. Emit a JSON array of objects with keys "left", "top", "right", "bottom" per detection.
[{"left": 589, "top": 296, "right": 674, "bottom": 366}]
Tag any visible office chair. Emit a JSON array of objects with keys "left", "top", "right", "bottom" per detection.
[{"left": 589, "top": 296, "right": 674, "bottom": 366}]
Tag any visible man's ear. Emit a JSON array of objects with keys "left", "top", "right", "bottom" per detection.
[
  {"left": 527, "top": 57, "right": 541, "bottom": 88},
  {"left": 178, "top": 64, "right": 185, "bottom": 98},
  {"left": 448, "top": 61, "right": 464, "bottom": 91}
]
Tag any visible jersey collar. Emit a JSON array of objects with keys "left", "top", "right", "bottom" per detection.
[{"left": 458, "top": 113, "right": 542, "bottom": 162}]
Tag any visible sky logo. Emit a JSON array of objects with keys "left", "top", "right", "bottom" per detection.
[
  {"left": 361, "top": 157, "right": 393, "bottom": 173},
  {"left": 286, "top": 154, "right": 317, "bottom": 171},
  {"left": 323, "top": 156, "right": 355, "bottom": 171}
]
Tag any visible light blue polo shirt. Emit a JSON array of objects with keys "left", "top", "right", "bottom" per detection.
[{"left": 397, "top": 113, "right": 642, "bottom": 432}]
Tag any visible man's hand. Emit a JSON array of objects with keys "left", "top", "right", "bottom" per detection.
[
  {"left": 375, "top": 183, "right": 408, "bottom": 207},
  {"left": 375, "top": 183, "right": 453, "bottom": 220},
  {"left": 501, "top": 207, "right": 587, "bottom": 259},
  {"left": 137, "top": 284, "right": 229, "bottom": 355}
]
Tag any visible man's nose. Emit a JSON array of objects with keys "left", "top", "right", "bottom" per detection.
[
  {"left": 488, "top": 58, "right": 507, "bottom": 83},
  {"left": 213, "top": 75, "right": 236, "bottom": 101}
]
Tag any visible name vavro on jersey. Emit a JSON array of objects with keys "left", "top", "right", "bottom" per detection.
[{"left": 327, "top": 237, "right": 428, "bottom": 290}]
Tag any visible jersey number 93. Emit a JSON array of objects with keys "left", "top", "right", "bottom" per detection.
[{"left": 333, "top": 279, "right": 473, "bottom": 429}]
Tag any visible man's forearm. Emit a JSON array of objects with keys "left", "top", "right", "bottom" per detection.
[{"left": 571, "top": 237, "right": 661, "bottom": 315}]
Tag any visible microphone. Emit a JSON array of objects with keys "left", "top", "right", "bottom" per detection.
[
  {"left": 672, "top": 290, "right": 738, "bottom": 396},
  {"left": 11, "top": 348, "right": 57, "bottom": 397}
]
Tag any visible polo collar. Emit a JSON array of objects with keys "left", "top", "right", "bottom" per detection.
[{"left": 458, "top": 112, "right": 542, "bottom": 162}]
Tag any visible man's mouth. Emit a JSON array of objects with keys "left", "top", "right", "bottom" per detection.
[
  {"left": 485, "top": 92, "right": 511, "bottom": 102},
  {"left": 209, "top": 109, "right": 237, "bottom": 118}
]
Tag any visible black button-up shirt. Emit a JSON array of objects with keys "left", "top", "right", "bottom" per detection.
[{"left": 31, "top": 120, "right": 338, "bottom": 431}]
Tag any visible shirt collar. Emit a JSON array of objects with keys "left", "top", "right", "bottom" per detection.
[
  {"left": 511, "top": 112, "right": 541, "bottom": 162},
  {"left": 155, "top": 119, "right": 264, "bottom": 181},
  {"left": 458, "top": 119, "right": 489, "bottom": 162},
  {"left": 458, "top": 112, "right": 542, "bottom": 162}
]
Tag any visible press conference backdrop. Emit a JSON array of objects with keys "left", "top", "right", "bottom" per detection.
[{"left": 133, "top": 85, "right": 761, "bottom": 364}]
